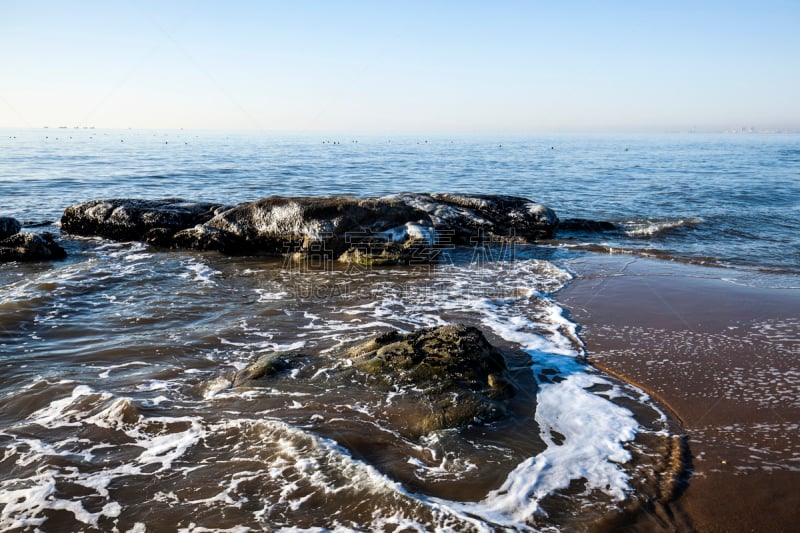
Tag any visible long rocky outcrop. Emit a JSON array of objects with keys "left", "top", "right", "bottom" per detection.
[
  {"left": 60, "top": 194, "right": 558, "bottom": 264},
  {"left": 0, "top": 216, "right": 67, "bottom": 262}
]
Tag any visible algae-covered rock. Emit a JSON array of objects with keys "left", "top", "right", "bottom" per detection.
[
  {"left": 349, "top": 325, "right": 515, "bottom": 435},
  {"left": 337, "top": 239, "right": 434, "bottom": 266}
]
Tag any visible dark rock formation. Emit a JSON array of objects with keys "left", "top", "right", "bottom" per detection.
[
  {"left": 61, "top": 194, "right": 558, "bottom": 263},
  {"left": 0, "top": 217, "right": 21, "bottom": 240},
  {"left": 172, "top": 196, "right": 429, "bottom": 259},
  {"left": 0, "top": 232, "right": 67, "bottom": 262},
  {"left": 348, "top": 325, "right": 515, "bottom": 435},
  {"left": 60, "top": 198, "right": 231, "bottom": 243},
  {"left": 394, "top": 193, "right": 559, "bottom": 242}
]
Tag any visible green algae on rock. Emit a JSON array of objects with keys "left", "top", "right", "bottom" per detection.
[{"left": 349, "top": 325, "right": 515, "bottom": 436}]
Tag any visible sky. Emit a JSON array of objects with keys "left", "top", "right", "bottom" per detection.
[{"left": 1, "top": 1, "right": 798, "bottom": 132}]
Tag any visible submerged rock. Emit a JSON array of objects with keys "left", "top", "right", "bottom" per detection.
[
  {"left": 0, "top": 232, "right": 67, "bottom": 262},
  {"left": 21, "top": 220, "right": 57, "bottom": 229},
  {"left": 0, "top": 217, "right": 22, "bottom": 240},
  {"left": 348, "top": 325, "right": 515, "bottom": 436},
  {"left": 232, "top": 353, "right": 292, "bottom": 388},
  {"left": 60, "top": 198, "right": 231, "bottom": 243},
  {"left": 61, "top": 194, "right": 558, "bottom": 263},
  {"left": 557, "top": 218, "right": 619, "bottom": 233}
]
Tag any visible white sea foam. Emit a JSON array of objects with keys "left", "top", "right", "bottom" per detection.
[
  {"left": 378, "top": 221, "right": 437, "bottom": 245},
  {"left": 125, "top": 252, "right": 155, "bottom": 261},
  {"left": 180, "top": 260, "right": 220, "bottom": 285},
  {"left": 1, "top": 385, "right": 206, "bottom": 531},
  {"left": 97, "top": 361, "right": 151, "bottom": 379},
  {"left": 2, "top": 255, "right": 658, "bottom": 530},
  {"left": 298, "top": 259, "right": 645, "bottom": 524},
  {"left": 136, "top": 380, "right": 170, "bottom": 392},
  {"left": 255, "top": 287, "right": 290, "bottom": 301},
  {"left": 476, "top": 368, "right": 638, "bottom": 521},
  {"left": 203, "top": 376, "right": 234, "bottom": 399},
  {"left": 194, "top": 417, "right": 498, "bottom": 532},
  {"left": 625, "top": 217, "right": 703, "bottom": 237},
  {"left": 178, "top": 525, "right": 252, "bottom": 533},
  {"left": 418, "top": 264, "right": 639, "bottom": 522},
  {"left": 107, "top": 242, "right": 149, "bottom": 257}
]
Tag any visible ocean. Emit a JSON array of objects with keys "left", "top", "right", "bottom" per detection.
[{"left": 1, "top": 130, "right": 798, "bottom": 531}]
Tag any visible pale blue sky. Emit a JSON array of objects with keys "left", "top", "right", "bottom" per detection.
[{"left": 1, "top": 1, "right": 798, "bottom": 132}]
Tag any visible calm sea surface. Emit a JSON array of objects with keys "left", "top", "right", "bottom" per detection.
[
  {"left": 3, "top": 129, "right": 799, "bottom": 276},
  {"left": 0, "top": 130, "right": 798, "bottom": 531}
]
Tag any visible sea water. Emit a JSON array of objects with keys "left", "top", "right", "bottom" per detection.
[{"left": 1, "top": 130, "right": 798, "bottom": 531}]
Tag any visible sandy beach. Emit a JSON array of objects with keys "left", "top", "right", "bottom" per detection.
[{"left": 555, "top": 254, "right": 800, "bottom": 532}]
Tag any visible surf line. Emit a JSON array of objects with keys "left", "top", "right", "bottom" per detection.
[{"left": 588, "top": 360, "right": 686, "bottom": 428}]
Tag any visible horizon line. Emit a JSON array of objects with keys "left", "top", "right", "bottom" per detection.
[{"left": 3, "top": 126, "right": 799, "bottom": 135}]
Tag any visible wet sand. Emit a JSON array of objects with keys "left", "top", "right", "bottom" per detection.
[{"left": 555, "top": 255, "right": 800, "bottom": 532}]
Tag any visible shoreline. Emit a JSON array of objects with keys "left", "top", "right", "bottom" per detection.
[{"left": 554, "top": 254, "right": 800, "bottom": 532}]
